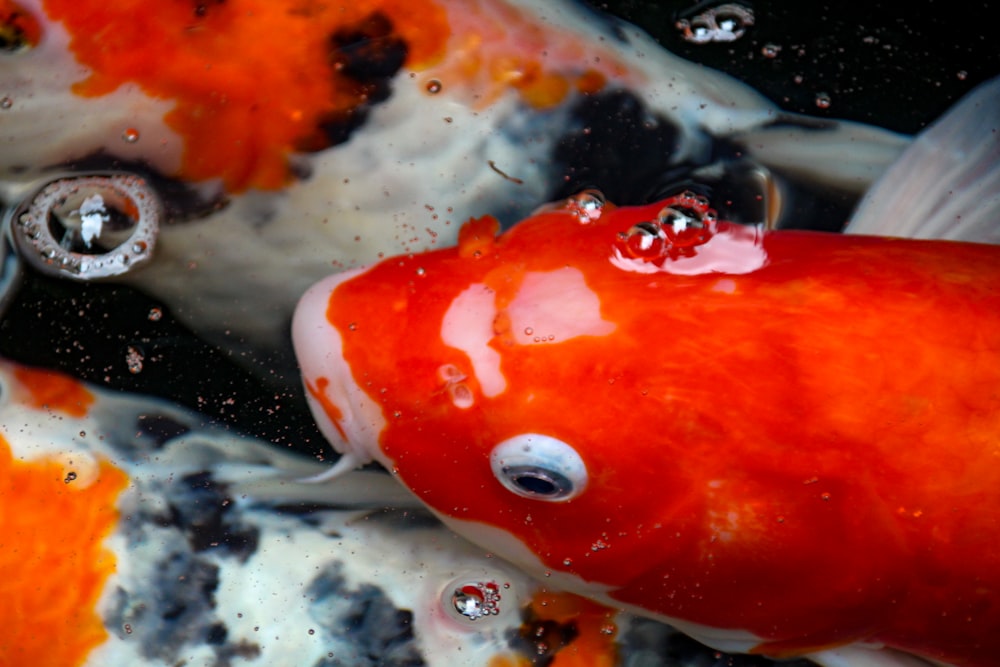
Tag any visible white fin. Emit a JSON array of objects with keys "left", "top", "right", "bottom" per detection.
[
  {"left": 733, "top": 117, "right": 909, "bottom": 194},
  {"left": 151, "top": 431, "right": 420, "bottom": 508},
  {"left": 809, "top": 645, "right": 946, "bottom": 667},
  {"left": 846, "top": 76, "right": 1000, "bottom": 242}
]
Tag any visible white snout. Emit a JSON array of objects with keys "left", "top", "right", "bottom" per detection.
[{"left": 292, "top": 268, "right": 388, "bottom": 479}]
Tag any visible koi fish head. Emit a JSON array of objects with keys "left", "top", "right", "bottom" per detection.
[{"left": 292, "top": 190, "right": 774, "bottom": 593}]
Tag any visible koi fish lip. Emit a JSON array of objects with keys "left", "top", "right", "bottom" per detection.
[{"left": 292, "top": 267, "right": 388, "bottom": 474}]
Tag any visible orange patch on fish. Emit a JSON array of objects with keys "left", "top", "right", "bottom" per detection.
[
  {"left": 489, "top": 589, "right": 619, "bottom": 667},
  {"left": 419, "top": 0, "right": 626, "bottom": 110},
  {"left": 0, "top": 434, "right": 128, "bottom": 667},
  {"left": 13, "top": 364, "right": 95, "bottom": 417},
  {"left": 40, "top": 0, "right": 450, "bottom": 191}
]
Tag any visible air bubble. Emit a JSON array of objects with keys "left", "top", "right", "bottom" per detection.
[
  {"left": 449, "top": 581, "right": 502, "bottom": 621},
  {"left": 448, "top": 383, "right": 475, "bottom": 409},
  {"left": 815, "top": 92, "right": 831, "bottom": 109},
  {"left": 126, "top": 345, "right": 144, "bottom": 374},
  {"left": 426, "top": 79, "right": 442, "bottom": 94},
  {"left": 761, "top": 44, "right": 781, "bottom": 58},
  {"left": 148, "top": 307, "right": 162, "bottom": 321},
  {"left": 121, "top": 128, "right": 140, "bottom": 143},
  {"left": 564, "top": 189, "right": 606, "bottom": 223},
  {"left": 10, "top": 173, "right": 161, "bottom": 281},
  {"left": 618, "top": 221, "right": 667, "bottom": 260},
  {"left": 0, "top": 97, "right": 12, "bottom": 110},
  {"left": 677, "top": 3, "right": 754, "bottom": 43}
]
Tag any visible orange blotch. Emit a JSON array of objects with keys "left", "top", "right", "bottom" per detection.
[
  {"left": 457, "top": 215, "right": 500, "bottom": 259},
  {"left": 418, "top": 0, "right": 632, "bottom": 110},
  {"left": 0, "top": 434, "right": 129, "bottom": 667},
  {"left": 533, "top": 591, "right": 619, "bottom": 667},
  {"left": 13, "top": 365, "right": 95, "bottom": 418},
  {"left": 41, "top": 0, "right": 449, "bottom": 192},
  {"left": 487, "top": 589, "right": 620, "bottom": 667},
  {"left": 510, "top": 590, "right": 620, "bottom": 667},
  {"left": 306, "top": 376, "right": 348, "bottom": 441},
  {"left": 0, "top": 0, "right": 41, "bottom": 49}
]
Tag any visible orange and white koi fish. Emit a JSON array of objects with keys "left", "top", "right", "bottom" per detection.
[
  {"left": 292, "top": 77, "right": 1000, "bottom": 667},
  {"left": 0, "top": 359, "right": 683, "bottom": 667},
  {"left": 0, "top": 0, "right": 908, "bottom": 380}
]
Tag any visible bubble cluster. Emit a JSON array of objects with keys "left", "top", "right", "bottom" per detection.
[
  {"left": 614, "top": 191, "right": 717, "bottom": 266},
  {"left": 676, "top": 3, "right": 754, "bottom": 44},
  {"left": 438, "top": 364, "right": 474, "bottom": 409},
  {"left": 449, "top": 581, "right": 502, "bottom": 621}
]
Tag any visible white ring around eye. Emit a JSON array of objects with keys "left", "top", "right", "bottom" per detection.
[{"left": 490, "top": 433, "right": 587, "bottom": 502}]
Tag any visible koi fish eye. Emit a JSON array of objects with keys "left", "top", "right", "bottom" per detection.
[{"left": 490, "top": 434, "right": 587, "bottom": 502}]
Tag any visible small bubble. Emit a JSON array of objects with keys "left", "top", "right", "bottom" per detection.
[
  {"left": 123, "top": 623, "right": 133, "bottom": 635},
  {"left": 308, "top": 628, "right": 315, "bottom": 635},
  {"left": 126, "top": 345, "right": 144, "bottom": 374},
  {"left": 0, "top": 97, "right": 12, "bottom": 110},
  {"left": 64, "top": 471, "right": 78, "bottom": 484},
  {"left": 815, "top": 92, "right": 831, "bottom": 109},
  {"left": 348, "top": 322, "right": 358, "bottom": 331},
  {"left": 79, "top": 430, "right": 86, "bottom": 437},
  {"left": 562, "top": 558, "right": 573, "bottom": 566},
  {"left": 426, "top": 79, "right": 442, "bottom": 94},
  {"left": 122, "top": 128, "right": 140, "bottom": 143},
  {"left": 523, "top": 327, "right": 534, "bottom": 336},
  {"left": 761, "top": 43, "right": 781, "bottom": 58},
  {"left": 957, "top": 70, "right": 968, "bottom": 80},
  {"left": 415, "top": 267, "right": 425, "bottom": 276},
  {"left": 148, "top": 307, "right": 162, "bottom": 321}
]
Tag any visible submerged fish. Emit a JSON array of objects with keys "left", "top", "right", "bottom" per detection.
[
  {"left": 0, "top": 0, "right": 908, "bottom": 381},
  {"left": 0, "top": 359, "right": 692, "bottom": 667},
  {"left": 291, "top": 78, "right": 1000, "bottom": 666}
]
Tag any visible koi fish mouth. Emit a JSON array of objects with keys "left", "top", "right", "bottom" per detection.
[{"left": 292, "top": 267, "right": 387, "bottom": 480}]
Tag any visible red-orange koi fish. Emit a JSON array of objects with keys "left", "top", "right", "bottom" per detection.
[{"left": 293, "top": 78, "right": 1000, "bottom": 667}]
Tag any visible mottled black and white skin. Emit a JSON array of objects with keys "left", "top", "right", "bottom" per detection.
[{"left": 4, "top": 360, "right": 749, "bottom": 666}]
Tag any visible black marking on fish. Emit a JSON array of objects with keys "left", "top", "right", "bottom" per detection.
[
  {"left": 617, "top": 617, "right": 816, "bottom": 667},
  {"left": 135, "top": 413, "right": 193, "bottom": 448},
  {"left": 308, "top": 12, "right": 409, "bottom": 152},
  {"left": 308, "top": 563, "right": 425, "bottom": 667},
  {"left": 547, "top": 89, "right": 710, "bottom": 205},
  {"left": 50, "top": 152, "right": 230, "bottom": 223},
  {"left": 508, "top": 610, "right": 579, "bottom": 667},
  {"left": 169, "top": 472, "right": 261, "bottom": 561},
  {"left": 106, "top": 552, "right": 227, "bottom": 661}
]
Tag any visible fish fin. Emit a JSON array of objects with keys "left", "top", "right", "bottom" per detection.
[
  {"left": 808, "top": 646, "right": 945, "bottom": 667},
  {"left": 733, "top": 115, "right": 909, "bottom": 195},
  {"left": 845, "top": 76, "right": 1000, "bottom": 242},
  {"left": 237, "top": 466, "right": 421, "bottom": 509},
  {"left": 296, "top": 452, "right": 364, "bottom": 484},
  {"left": 137, "top": 426, "right": 420, "bottom": 508}
]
